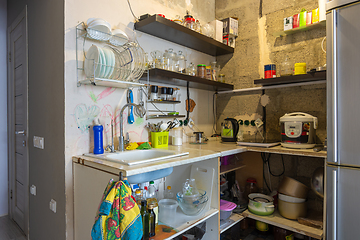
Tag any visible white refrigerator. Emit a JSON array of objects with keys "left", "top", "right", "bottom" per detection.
[{"left": 326, "top": 0, "right": 360, "bottom": 239}]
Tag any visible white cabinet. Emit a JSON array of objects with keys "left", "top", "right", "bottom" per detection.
[{"left": 73, "top": 157, "right": 220, "bottom": 240}]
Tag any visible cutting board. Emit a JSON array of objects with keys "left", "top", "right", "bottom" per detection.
[{"left": 190, "top": 164, "right": 215, "bottom": 212}]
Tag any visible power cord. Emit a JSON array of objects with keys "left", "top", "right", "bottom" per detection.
[{"left": 127, "top": 0, "right": 139, "bottom": 22}]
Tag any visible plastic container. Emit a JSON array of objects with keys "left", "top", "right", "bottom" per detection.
[
  {"left": 171, "top": 127, "right": 183, "bottom": 145},
  {"left": 218, "top": 74, "right": 225, "bottom": 83},
  {"left": 158, "top": 199, "right": 178, "bottom": 226},
  {"left": 147, "top": 181, "right": 159, "bottom": 225},
  {"left": 197, "top": 64, "right": 206, "bottom": 78},
  {"left": 294, "top": 63, "right": 307, "bottom": 75},
  {"left": 93, "top": 123, "right": 104, "bottom": 154},
  {"left": 150, "top": 131, "right": 169, "bottom": 148},
  {"left": 220, "top": 199, "right": 237, "bottom": 220},
  {"left": 164, "top": 186, "right": 174, "bottom": 199}
]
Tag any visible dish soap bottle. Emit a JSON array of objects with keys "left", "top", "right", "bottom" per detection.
[{"left": 93, "top": 119, "right": 104, "bottom": 154}]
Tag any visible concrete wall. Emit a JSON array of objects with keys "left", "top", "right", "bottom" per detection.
[
  {"left": 8, "top": 0, "right": 65, "bottom": 239},
  {"left": 0, "top": 0, "right": 7, "bottom": 217},
  {"left": 215, "top": 0, "right": 326, "bottom": 208},
  {"left": 65, "top": 0, "right": 215, "bottom": 239}
]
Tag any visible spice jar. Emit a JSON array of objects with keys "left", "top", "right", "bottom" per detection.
[
  {"left": 197, "top": 64, "right": 206, "bottom": 78},
  {"left": 245, "top": 178, "right": 258, "bottom": 200},
  {"left": 160, "top": 87, "right": 167, "bottom": 101},
  {"left": 150, "top": 85, "right": 158, "bottom": 101},
  {"left": 167, "top": 87, "right": 174, "bottom": 101}
]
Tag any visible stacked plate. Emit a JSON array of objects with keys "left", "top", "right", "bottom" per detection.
[
  {"left": 86, "top": 18, "right": 112, "bottom": 41},
  {"left": 84, "top": 43, "right": 145, "bottom": 82}
]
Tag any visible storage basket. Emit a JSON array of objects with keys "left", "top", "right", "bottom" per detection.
[{"left": 151, "top": 131, "right": 169, "bottom": 148}]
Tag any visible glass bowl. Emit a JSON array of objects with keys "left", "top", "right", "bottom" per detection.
[{"left": 176, "top": 189, "right": 208, "bottom": 216}]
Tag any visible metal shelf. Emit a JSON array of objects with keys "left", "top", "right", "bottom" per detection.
[
  {"left": 147, "top": 100, "right": 181, "bottom": 104},
  {"left": 147, "top": 114, "right": 186, "bottom": 119},
  {"left": 274, "top": 20, "right": 326, "bottom": 37},
  {"left": 253, "top": 70, "right": 326, "bottom": 86},
  {"left": 78, "top": 78, "right": 144, "bottom": 88},
  {"left": 140, "top": 68, "right": 234, "bottom": 92},
  {"left": 135, "top": 15, "right": 234, "bottom": 56}
]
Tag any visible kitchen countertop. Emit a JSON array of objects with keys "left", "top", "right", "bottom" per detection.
[{"left": 72, "top": 139, "right": 326, "bottom": 177}]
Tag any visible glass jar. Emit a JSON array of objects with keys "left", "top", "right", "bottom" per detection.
[
  {"left": 218, "top": 74, "right": 225, "bottom": 83},
  {"left": 197, "top": 64, "right": 206, "bottom": 78},
  {"left": 167, "top": 87, "right": 174, "bottom": 101},
  {"left": 184, "top": 17, "right": 196, "bottom": 30},
  {"left": 163, "top": 48, "right": 176, "bottom": 71},
  {"left": 280, "top": 56, "right": 292, "bottom": 76},
  {"left": 177, "top": 51, "right": 186, "bottom": 73},
  {"left": 187, "top": 62, "right": 196, "bottom": 76},
  {"left": 245, "top": 178, "right": 258, "bottom": 200}
]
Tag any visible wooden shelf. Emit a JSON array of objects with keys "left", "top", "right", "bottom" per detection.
[
  {"left": 220, "top": 162, "right": 246, "bottom": 175},
  {"left": 220, "top": 213, "right": 245, "bottom": 233},
  {"left": 135, "top": 15, "right": 234, "bottom": 56},
  {"left": 140, "top": 68, "right": 234, "bottom": 92},
  {"left": 254, "top": 70, "right": 326, "bottom": 86},
  {"left": 242, "top": 210, "right": 323, "bottom": 239},
  {"left": 274, "top": 20, "right": 326, "bottom": 37},
  {"left": 246, "top": 145, "right": 327, "bottom": 158}
]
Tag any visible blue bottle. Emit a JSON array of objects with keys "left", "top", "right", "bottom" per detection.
[{"left": 93, "top": 121, "right": 104, "bottom": 154}]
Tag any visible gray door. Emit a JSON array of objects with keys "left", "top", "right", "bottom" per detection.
[
  {"left": 8, "top": 8, "right": 29, "bottom": 236},
  {"left": 326, "top": 165, "right": 360, "bottom": 239},
  {"left": 326, "top": 2, "right": 360, "bottom": 166}
]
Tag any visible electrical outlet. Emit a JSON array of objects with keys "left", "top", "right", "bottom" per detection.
[
  {"left": 33, "top": 136, "right": 44, "bottom": 149},
  {"left": 255, "top": 118, "right": 263, "bottom": 128},
  {"left": 49, "top": 199, "right": 56, "bottom": 213},
  {"left": 30, "top": 185, "right": 36, "bottom": 196}
]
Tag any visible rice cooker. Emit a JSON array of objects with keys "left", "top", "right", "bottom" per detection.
[{"left": 279, "top": 112, "right": 318, "bottom": 149}]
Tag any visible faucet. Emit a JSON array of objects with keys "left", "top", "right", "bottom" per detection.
[{"left": 119, "top": 103, "right": 146, "bottom": 151}]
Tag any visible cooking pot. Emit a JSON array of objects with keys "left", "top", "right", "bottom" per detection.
[
  {"left": 278, "top": 176, "right": 309, "bottom": 199},
  {"left": 279, "top": 112, "right": 318, "bottom": 149},
  {"left": 248, "top": 193, "right": 274, "bottom": 216}
]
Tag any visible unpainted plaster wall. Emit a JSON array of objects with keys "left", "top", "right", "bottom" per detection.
[{"left": 215, "top": 0, "right": 326, "bottom": 207}]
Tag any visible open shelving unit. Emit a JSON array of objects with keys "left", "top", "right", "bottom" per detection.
[
  {"left": 274, "top": 20, "right": 326, "bottom": 37},
  {"left": 242, "top": 210, "right": 323, "bottom": 239},
  {"left": 140, "top": 68, "right": 234, "bottom": 92},
  {"left": 135, "top": 14, "right": 234, "bottom": 56},
  {"left": 253, "top": 70, "right": 326, "bottom": 86},
  {"left": 220, "top": 213, "right": 245, "bottom": 234}
]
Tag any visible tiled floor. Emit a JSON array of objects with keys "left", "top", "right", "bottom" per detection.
[{"left": 0, "top": 215, "right": 27, "bottom": 240}]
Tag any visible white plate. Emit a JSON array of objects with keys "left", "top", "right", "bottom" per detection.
[
  {"left": 84, "top": 45, "right": 100, "bottom": 78},
  {"left": 98, "top": 47, "right": 106, "bottom": 78},
  {"left": 86, "top": 18, "right": 112, "bottom": 41},
  {"left": 103, "top": 47, "right": 115, "bottom": 78},
  {"left": 110, "top": 29, "right": 129, "bottom": 46}
]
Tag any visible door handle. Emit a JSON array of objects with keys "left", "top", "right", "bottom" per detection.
[
  {"left": 332, "top": 9, "right": 338, "bottom": 163},
  {"left": 15, "top": 130, "right": 26, "bottom": 135}
]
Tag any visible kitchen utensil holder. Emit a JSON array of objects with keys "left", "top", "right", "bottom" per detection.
[{"left": 151, "top": 131, "right": 169, "bottom": 148}]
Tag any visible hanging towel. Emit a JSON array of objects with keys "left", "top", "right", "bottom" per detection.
[{"left": 91, "top": 179, "right": 143, "bottom": 240}]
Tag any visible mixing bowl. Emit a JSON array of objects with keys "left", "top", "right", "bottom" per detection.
[
  {"left": 176, "top": 189, "right": 208, "bottom": 216},
  {"left": 278, "top": 176, "right": 309, "bottom": 199}
]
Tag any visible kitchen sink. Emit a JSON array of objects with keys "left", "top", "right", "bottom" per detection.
[{"left": 84, "top": 149, "right": 189, "bottom": 166}]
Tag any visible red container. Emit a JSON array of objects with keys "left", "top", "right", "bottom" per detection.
[
  {"left": 264, "top": 64, "right": 276, "bottom": 79},
  {"left": 293, "top": 14, "right": 300, "bottom": 28}
]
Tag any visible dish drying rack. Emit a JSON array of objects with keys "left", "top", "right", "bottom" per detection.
[{"left": 76, "top": 22, "right": 146, "bottom": 88}]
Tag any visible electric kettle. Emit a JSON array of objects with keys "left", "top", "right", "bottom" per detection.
[{"left": 221, "top": 118, "right": 239, "bottom": 142}]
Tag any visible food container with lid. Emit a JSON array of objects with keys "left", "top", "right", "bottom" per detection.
[
  {"left": 220, "top": 199, "right": 237, "bottom": 220},
  {"left": 248, "top": 193, "right": 275, "bottom": 216},
  {"left": 294, "top": 62, "right": 307, "bottom": 75},
  {"left": 280, "top": 112, "right": 318, "bottom": 149}
]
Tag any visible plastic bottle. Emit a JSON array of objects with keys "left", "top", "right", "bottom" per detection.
[
  {"left": 164, "top": 186, "right": 174, "bottom": 199},
  {"left": 93, "top": 119, "right": 104, "bottom": 154},
  {"left": 146, "top": 181, "right": 159, "bottom": 226},
  {"left": 134, "top": 189, "right": 145, "bottom": 206},
  {"left": 148, "top": 203, "right": 156, "bottom": 237},
  {"left": 245, "top": 178, "right": 258, "bottom": 200},
  {"left": 140, "top": 200, "right": 149, "bottom": 239}
]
